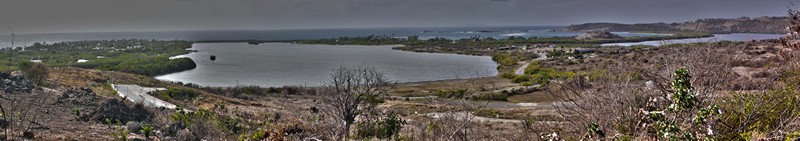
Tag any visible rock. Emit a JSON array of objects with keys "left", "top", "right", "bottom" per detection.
[
  {"left": 176, "top": 129, "right": 198, "bottom": 141},
  {"left": 9, "top": 71, "right": 22, "bottom": 78},
  {"left": 22, "top": 131, "right": 34, "bottom": 139},
  {"left": 284, "top": 126, "right": 303, "bottom": 135},
  {"left": 0, "top": 72, "right": 36, "bottom": 94},
  {"left": 89, "top": 99, "right": 155, "bottom": 124},
  {"left": 160, "top": 136, "right": 178, "bottom": 141},
  {"left": 57, "top": 87, "right": 99, "bottom": 106},
  {"left": 165, "top": 122, "right": 187, "bottom": 136},
  {"left": 0, "top": 119, "right": 8, "bottom": 128},
  {"left": 575, "top": 31, "right": 623, "bottom": 40},
  {"left": 126, "top": 122, "right": 143, "bottom": 134}
]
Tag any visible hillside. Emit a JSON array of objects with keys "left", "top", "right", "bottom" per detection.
[{"left": 560, "top": 16, "right": 789, "bottom": 34}]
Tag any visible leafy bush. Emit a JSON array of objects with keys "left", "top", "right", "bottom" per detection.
[
  {"left": 356, "top": 113, "right": 407, "bottom": 139},
  {"left": 170, "top": 109, "right": 245, "bottom": 134},
  {"left": 645, "top": 68, "right": 719, "bottom": 140},
  {"left": 470, "top": 92, "right": 508, "bottom": 101},
  {"left": 17, "top": 61, "right": 49, "bottom": 85},
  {"left": 520, "top": 81, "right": 533, "bottom": 86},
  {"left": 73, "top": 107, "right": 81, "bottom": 120},
  {"left": 716, "top": 88, "right": 800, "bottom": 140},
  {"left": 434, "top": 89, "right": 468, "bottom": 98},
  {"left": 510, "top": 61, "right": 576, "bottom": 86},
  {"left": 141, "top": 123, "right": 154, "bottom": 139},
  {"left": 108, "top": 120, "right": 130, "bottom": 141},
  {"left": 563, "top": 68, "right": 723, "bottom": 140},
  {"left": 171, "top": 109, "right": 195, "bottom": 127},
  {"left": 153, "top": 87, "right": 200, "bottom": 100},
  {"left": 492, "top": 54, "right": 519, "bottom": 69},
  {"left": 252, "top": 129, "right": 268, "bottom": 140},
  {"left": 500, "top": 72, "right": 516, "bottom": 79},
  {"left": 546, "top": 49, "right": 570, "bottom": 58},
  {"left": 511, "top": 75, "right": 532, "bottom": 83}
]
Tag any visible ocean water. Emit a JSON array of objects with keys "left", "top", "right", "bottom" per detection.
[
  {"left": 155, "top": 43, "right": 499, "bottom": 87},
  {"left": 0, "top": 26, "right": 664, "bottom": 48}
]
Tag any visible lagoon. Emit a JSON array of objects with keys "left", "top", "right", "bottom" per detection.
[{"left": 156, "top": 43, "right": 498, "bottom": 87}]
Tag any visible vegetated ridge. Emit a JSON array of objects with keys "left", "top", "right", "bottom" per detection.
[{"left": 560, "top": 16, "right": 789, "bottom": 34}]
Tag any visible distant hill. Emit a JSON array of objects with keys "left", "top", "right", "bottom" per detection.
[{"left": 560, "top": 16, "right": 789, "bottom": 34}]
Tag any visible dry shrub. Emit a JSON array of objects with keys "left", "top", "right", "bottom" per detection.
[
  {"left": 539, "top": 32, "right": 792, "bottom": 140},
  {"left": 541, "top": 67, "right": 658, "bottom": 140},
  {"left": 535, "top": 8, "right": 800, "bottom": 140},
  {"left": 400, "top": 99, "right": 490, "bottom": 141}
]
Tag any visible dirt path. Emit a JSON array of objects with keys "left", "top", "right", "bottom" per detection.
[
  {"left": 112, "top": 84, "right": 178, "bottom": 109},
  {"left": 514, "top": 53, "right": 547, "bottom": 75},
  {"left": 514, "top": 62, "right": 530, "bottom": 75},
  {"left": 424, "top": 112, "right": 523, "bottom": 123},
  {"left": 404, "top": 99, "right": 576, "bottom": 123}
]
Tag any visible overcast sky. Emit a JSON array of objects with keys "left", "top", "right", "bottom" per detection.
[{"left": 0, "top": 0, "right": 791, "bottom": 34}]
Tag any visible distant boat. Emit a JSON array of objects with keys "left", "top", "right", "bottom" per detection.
[
  {"left": 248, "top": 42, "right": 260, "bottom": 45},
  {"left": 210, "top": 55, "right": 216, "bottom": 61}
]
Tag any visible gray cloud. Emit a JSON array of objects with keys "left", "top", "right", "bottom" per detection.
[{"left": 0, "top": 0, "right": 790, "bottom": 34}]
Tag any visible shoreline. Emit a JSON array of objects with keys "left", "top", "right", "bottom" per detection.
[{"left": 156, "top": 33, "right": 780, "bottom": 88}]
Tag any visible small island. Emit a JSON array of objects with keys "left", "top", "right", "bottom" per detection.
[{"left": 574, "top": 31, "right": 623, "bottom": 40}]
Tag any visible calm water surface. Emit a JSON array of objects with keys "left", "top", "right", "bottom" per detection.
[{"left": 156, "top": 43, "right": 498, "bottom": 87}]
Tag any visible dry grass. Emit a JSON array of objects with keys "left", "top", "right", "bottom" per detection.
[
  {"left": 527, "top": 39, "right": 798, "bottom": 140},
  {"left": 507, "top": 90, "right": 556, "bottom": 103},
  {"left": 390, "top": 77, "right": 516, "bottom": 96}
]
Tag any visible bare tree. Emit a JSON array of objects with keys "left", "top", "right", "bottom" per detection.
[{"left": 321, "top": 65, "right": 391, "bottom": 140}]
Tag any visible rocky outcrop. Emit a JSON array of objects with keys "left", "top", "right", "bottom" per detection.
[
  {"left": 574, "top": 31, "right": 623, "bottom": 40},
  {"left": 0, "top": 72, "right": 36, "bottom": 94}
]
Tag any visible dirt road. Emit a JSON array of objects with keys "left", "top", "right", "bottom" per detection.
[
  {"left": 514, "top": 53, "right": 547, "bottom": 75},
  {"left": 112, "top": 84, "right": 178, "bottom": 109}
]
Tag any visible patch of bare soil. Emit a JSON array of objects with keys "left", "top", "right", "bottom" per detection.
[
  {"left": 391, "top": 77, "right": 517, "bottom": 96},
  {"left": 0, "top": 88, "right": 157, "bottom": 140},
  {"left": 0, "top": 70, "right": 175, "bottom": 140}
]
